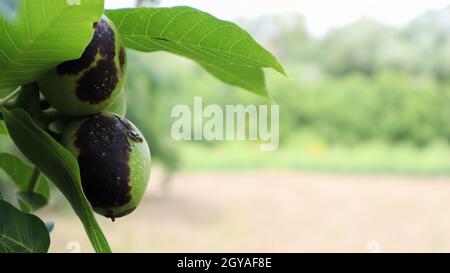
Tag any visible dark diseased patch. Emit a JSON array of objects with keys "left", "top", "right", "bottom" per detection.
[
  {"left": 76, "top": 59, "right": 118, "bottom": 104},
  {"left": 119, "top": 47, "right": 126, "bottom": 73},
  {"left": 106, "top": 207, "right": 137, "bottom": 222},
  {"left": 74, "top": 114, "right": 135, "bottom": 211},
  {"left": 115, "top": 115, "right": 143, "bottom": 143},
  {"left": 57, "top": 19, "right": 116, "bottom": 75},
  {"left": 40, "top": 100, "right": 50, "bottom": 110}
]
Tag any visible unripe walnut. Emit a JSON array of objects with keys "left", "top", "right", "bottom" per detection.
[
  {"left": 38, "top": 16, "right": 127, "bottom": 116},
  {"left": 62, "top": 112, "right": 151, "bottom": 220},
  {"left": 106, "top": 89, "right": 127, "bottom": 116}
]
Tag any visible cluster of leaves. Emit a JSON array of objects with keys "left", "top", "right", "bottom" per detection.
[{"left": 0, "top": 0, "right": 283, "bottom": 253}]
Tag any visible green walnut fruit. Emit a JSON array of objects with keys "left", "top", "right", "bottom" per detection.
[
  {"left": 38, "top": 16, "right": 127, "bottom": 116},
  {"left": 62, "top": 112, "right": 151, "bottom": 220}
]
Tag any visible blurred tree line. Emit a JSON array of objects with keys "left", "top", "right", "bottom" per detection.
[
  {"left": 124, "top": 6, "right": 450, "bottom": 170},
  {"left": 263, "top": 7, "right": 450, "bottom": 78}
]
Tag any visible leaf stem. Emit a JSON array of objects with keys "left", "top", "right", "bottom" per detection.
[
  {"left": 0, "top": 87, "right": 21, "bottom": 107},
  {"left": 28, "top": 167, "right": 41, "bottom": 192}
]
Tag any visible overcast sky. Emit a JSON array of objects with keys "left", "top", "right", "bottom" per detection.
[{"left": 105, "top": 0, "right": 450, "bottom": 36}]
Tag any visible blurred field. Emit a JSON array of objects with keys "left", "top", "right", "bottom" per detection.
[
  {"left": 40, "top": 168, "right": 450, "bottom": 253},
  {"left": 178, "top": 138, "right": 450, "bottom": 175}
]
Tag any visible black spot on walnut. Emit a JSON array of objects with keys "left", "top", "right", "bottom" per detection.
[
  {"left": 119, "top": 47, "right": 126, "bottom": 73},
  {"left": 76, "top": 59, "right": 119, "bottom": 104},
  {"left": 74, "top": 114, "right": 139, "bottom": 209},
  {"left": 40, "top": 100, "right": 50, "bottom": 110},
  {"left": 106, "top": 206, "right": 137, "bottom": 222},
  {"left": 115, "top": 115, "right": 143, "bottom": 143},
  {"left": 57, "top": 19, "right": 116, "bottom": 75}
]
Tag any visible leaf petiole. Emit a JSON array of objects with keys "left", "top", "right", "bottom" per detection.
[
  {"left": 28, "top": 167, "right": 41, "bottom": 192},
  {"left": 0, "top": 87, "right": 21, "bottom": 107}
]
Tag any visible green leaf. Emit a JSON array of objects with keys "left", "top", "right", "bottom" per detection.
[
  {"left": 0, "top": 153, "right": 50, "bottom": 202},
  {"left": 106, "top": 7, "right": 285, "bottom": 97},
  {"left": 17, "top": 196, "right": 32, "bottom": 213},
  {"left": 2, "top": 108, "right": 111, "bottom": 253},
  {"left": 13, "top": 84, "right": 47, "bottom": 129},
  {"left": 0, "top": 153, "right": 35, "bottom": 188},
  {"left": 35, "top": 175, "right": 51, "bottom": 201},
  {"left": 17, "top": 191, "right": 47, "bottom": 212},
  {"left": 0, "top": 87, "right": 16, "bottom": 98},
  {"left": 0, "top": 199, "right": 50, "bottom": 253},
  {"left": 0, "top": 0, "right": 105, "bottom": 93},
  {"left": 0, "top": 121, "right": 7, "bottom": 135}
]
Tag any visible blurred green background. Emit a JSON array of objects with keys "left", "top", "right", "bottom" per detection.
[{"left": 125, "top": 6, "right": 450, "bottom": 175}]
